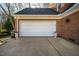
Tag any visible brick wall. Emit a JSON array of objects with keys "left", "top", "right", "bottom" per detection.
[
  {"left": 48, "top": 3, "right": 57, "bottom": 10},
  {"left": 59, "top": 3, "right": 75, "bottom": 13},
  {"left": 56, "top": 11, "right": 79, "bottom": 43}
]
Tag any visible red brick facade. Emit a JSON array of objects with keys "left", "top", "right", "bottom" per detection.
[
  {"left": 59, "top": 3, "right": 71, "bottom": 13},
  {"left": 56, "top": 11, "right": 79, "bottom": 43}
]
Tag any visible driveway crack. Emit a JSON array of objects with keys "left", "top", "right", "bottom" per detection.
[{"left": 47, "top": 38, "right": 62, "bottom": 56}]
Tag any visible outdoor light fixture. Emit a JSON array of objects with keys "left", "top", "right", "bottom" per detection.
[{"left": 66, "top": 19, "right": 70, "bottom": 23}]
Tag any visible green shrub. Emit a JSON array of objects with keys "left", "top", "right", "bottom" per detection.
[
  {"left": 0, "top": 25, "right": 2, "bottom": 32},
  {"left": 4, "top": 16, "right": 14, "bottom": 35}
]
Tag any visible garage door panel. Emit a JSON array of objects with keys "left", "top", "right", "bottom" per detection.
[
  {"left": 19, "top": 20, "right": 56, "bottom": 36},
  {"left": 21, "top": 32, "right": 53, "bottom": 36}
]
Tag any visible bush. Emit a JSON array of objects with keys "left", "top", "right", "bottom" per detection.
[
  {"left": 4, "top": 16, "right": 14, "bottom": 35},
  {"left": 0, "top": 25, "right": 2, "bottom": 32}
]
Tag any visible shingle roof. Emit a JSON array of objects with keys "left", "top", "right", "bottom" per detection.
[{"left": 15, "top": 8, "right": 60, "bottom": 15}]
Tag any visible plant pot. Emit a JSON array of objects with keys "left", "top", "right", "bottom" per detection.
[{"left": 11, "top": 31, "right": 15, "bottom": 38}]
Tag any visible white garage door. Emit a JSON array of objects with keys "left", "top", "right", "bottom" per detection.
[{"left": 19, "top": 20, "right": 56, "bottom": 36}]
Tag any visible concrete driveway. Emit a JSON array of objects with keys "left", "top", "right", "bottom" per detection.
[{"left": 0, "top": 37, "right": 79, "bottom": 56}]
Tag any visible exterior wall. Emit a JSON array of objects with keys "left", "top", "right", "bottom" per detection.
[
  {"left": 14, "top": 19, "right": 18, "bottom": 32},
  {"left": 59, "top": 3, "right": 75, "bottom": 13},
  {"left": 48, "top": 3, "right": 57, "bottom": 10},
  {"left": 14, "top": 15, "right": 60, "bottom": 32},
  {"left": 59, "top": 3, "right": 70, "bottom": 13},
  {"left": 48, "top": 3, "right": 75, "bottom": 13},
  {"left": 57, "top": 11, "right": 79, "bottom": 43},
  {"left": 14, "top": 15, "right": 59, "bottom": 37}
]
